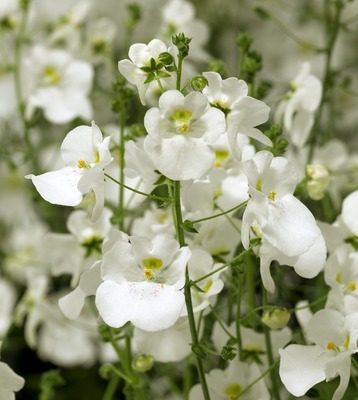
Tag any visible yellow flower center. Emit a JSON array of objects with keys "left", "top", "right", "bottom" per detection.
[
  {"left": 224, "top": 383, "right": 241, "bottom": 400},
  {"left": 214, "top": 149, "right": 229, "bottom": 168},
  {"left": 267, "top": 191, "right": 276, "bottom": 201},
  {"left": 77, "top": 159, "right": 88, "bottom": 168},
  {"left": 348, "top": 281, "right": 356, "bottom": 292},
  {"left": 142, "top": 257, "right": 163, "bottom": 270},
  {"left": 42, "top": 65, "right": 61, "bottom": 86},
  {"left": 326, "top": 341, "right": 337, "bottom": 350},
  {"left": 170, "top": 109, "right": 192, "bottom": 135}
]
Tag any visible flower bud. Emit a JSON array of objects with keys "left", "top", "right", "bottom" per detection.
[
  {"left": 158, "top": 52, "right": 174, "bottom": 66},
  {"left": 191, "top": 76, "right": 208, "bottom": 91},
  {"left": 262, "top": 308, "right": 290, "bottom": 330},
  {"left": 306, "top": 164, "right": 330, "bottom": 200},
  {"left": 132, "top": 354, "right": 154, "bottom": 373}
]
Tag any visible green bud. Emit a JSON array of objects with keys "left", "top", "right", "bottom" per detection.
[
  {"left": 236, "top": 32, "right": 253, "bottom": 52},
  {"left": 99, "top": 364, "right": 116, "bottom": 380},
  {"left": 98, "top": 324, "right": 112, "bottom": 342},
  {"left": 191, "top": 76, "right": 208, "bottom": 91},
  {"left": 172, "top": 32, "right": 192, "bottom": 58},
  {"left": 262, "top": 308, "right": 290, "bottom": 330},
  {"left": 39, "top": 370, "right": 65, "bottom": 400},
  {"left": 126, "top": 3, "right": 141, "bottom": 29},
  {"left": 306, "top": 164, "right": 330, "bottom": 201},
  {"left": 132, "top": 354, "right": 154, "bottom": 372},
  {"left": 158, "top": 52, "right": 174, "bottom": 66},
  {"left": 207, "top": 59, "right": 228, "bottom": 78},
  {"left": 254, "top": 7, "right": 271, "bottom": 20}
]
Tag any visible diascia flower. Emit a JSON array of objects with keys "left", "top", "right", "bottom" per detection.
[
  {"left": 275, "top": 62, "right": 322, "bottom": 148},
  {"left": 242, "top": 151, "right": 326, "bottom": 292},
  {"left": 118, "top": 39, "right": 170, "bottom": 105},
  {"left": 279, "top": 309, "right": 358, "bottom": 400},
  {"left": 24, "top": 46, "right": 93, "bottom": 124},
  {"left": 0, "top": 360, "right": 25, "bottom": 400},
  {"left": 144, "top": 89, "right": 226, "bottom": 180},
  {"left": 95, "top": 231, "right": 191, "bottom": 331},
  {"left": 202, "top": 71, "right": 271, "bottom": 159},
  {"left": 26, "top": 122, "right": 112, "bottom": 220}
]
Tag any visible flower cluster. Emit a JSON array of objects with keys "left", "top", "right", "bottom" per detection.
[{"left": 1, "top": 0, "right": 357, "bottom": 399}]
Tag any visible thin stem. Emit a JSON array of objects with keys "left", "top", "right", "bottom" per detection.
[
  {"left": 104, "top": 173, "right": 168, "bottom": 202},
  {"left": 209, "top": 304, "right": 236, "bottom": 340},
  {"left": 102, "top": 376, "right": 119, "bottom": 400},
  {"left": 192, "top": 247, "right": 253, "bottom": 285},
  {"left": 308, "top": 0, "right": 343, "bottom": 162},
  {"left": 170, "top": 180, "right": 211, "bottom": 400},
  {"left": 14, "top": 0, "right": 39, "bottom": 171},
  {"left": 269, "top": 13, "right": 321, "bottom": 52},
  {"left": 118, "top": 109, "right": 126, "bottom": 230},
  {"left": 190, "top": 201, "right": 247, "bottom": 226},
  {"left": 237, "top": 361, "right": 279, "bottom": 399},
  {"left": 235, "top": 270, "right": 243, "bottom": 359},
  {"left": 176, "top": 53, "right": 183, "bottom": 91},
  {"left": 262, "top": 290, "right": 281, "bottom": 400}
]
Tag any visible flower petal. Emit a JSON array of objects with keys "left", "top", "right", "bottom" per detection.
[
  {"left": 26, "top": 167, "right": 82, "bottom": 206},
  {"left": 96, "top": 280, "right": 185, "bottom": 331}
]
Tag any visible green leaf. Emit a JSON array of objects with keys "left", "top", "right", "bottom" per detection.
[{"left": 182, "top": 219, "right": 198, "bottom": 233}]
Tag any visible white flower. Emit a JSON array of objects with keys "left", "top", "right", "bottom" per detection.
[
  {"left": 144, "top": 90, "right": 226, "bottom": 180},
  {"left": 275, "top": 62, "right": 322, "bottom": 147},
  {"left": 133, "top": 317, "right": 191, "bottom": 362},
  {"left": 0, "top": 279, "right": 16, "bottom": 338},
  {"left": 279, "top": 309, "right": 358, "bottom": 400},
  {"left": 24, "top": 46, "right": 93, "bottom": 124},
  {"left": 26, "top": 122, "right": 112, "bottom": 221},
  {"left": 186, "top": 248, "right": 224, "bottom": 313},
  {"left": 242, "top": 151, "right": 326, "bottom": 292},
  {"left": 95, "top": 232, "right": 191, "bottom": 331},
  {"left": 324, "top": 245, "right": 358, "bottom": 315},
  {"left": 189, "top": 359, "right": 270, "bottom": 400},
  {"left": 203, "top": 71, "right": 271, "bottom": 159},
  {"left": 0, "top": 361, "right": 24, "bottom": 400},
  {"left": 118, "top": 39, "right": 170, "bottom": 105},
  {"left": 159, "top": 0, "right": 209, "bottom": 62}
]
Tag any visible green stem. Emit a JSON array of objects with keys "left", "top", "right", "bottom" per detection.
[
  {"left": 235, "top": 270, "right": 243, "bottom": 359},
  {"left": 237, "top": 361, "right": 279, "bottom": 399},
  {"left": 192, "top": 247, "right": 253, "bottom": 285},
  {"left": 190, "top": 201, "right": 247, "bottom": 226},
  {"left": 170, "top": 180, "right": 211, "bottom": 400},
  {"left": 118, "top": 109, "right": 126, "bottom": 230},
  {"left": 262, "top": 290, "right": 281, "bottom": 400},
  {"left": 308, "top": 0, "right": 343, "bottom": 162},
  {"left": 176, "top": 53, "right": 183, "bottom": 91},
  {"left": 102, "top": 376, "right": 119, "bottom": 400},
  {"left": 246, "top": 252, "right": 259, "bottom": 327},
  {"left": 104, "top": 173, "right": 168, "bottom": 202},
  {"left": 14, "top": 0, "right": 39, "bottom": 172}
]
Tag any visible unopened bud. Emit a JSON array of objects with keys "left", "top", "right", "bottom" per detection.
[
  {"left": 306, "top": 164, "right": 330, "bottom": 200},
  {"left": 132, "top": 354, "right": 154, "bottom": 372},
  {"left": 262, "top": 308, "right": 290, "bottom": 330},
  {"left": 191, "top": 76, "right": 208, "bottom": 91},
  {"left": 158, "top": 52, "right": 174, "bottom": 66}
]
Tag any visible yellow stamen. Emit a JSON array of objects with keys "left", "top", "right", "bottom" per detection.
[
  {"left": 348, "top": 281, "right": 356, "bottom": 292},
  {"left": 42, "top": 66, "right": 61, "bottom": 85},
  {"left": 143, "top": 269, "right": 154, "bottom": 280},
  {"left": 77, "top": 159, "right": 88, "bottom": 168},
  {"left": 256, "top": 179, "right": 262, "bottom": 191},
  {"left": 267, "top": 191, "right": 276, "bottom": 201},
  {"left": 344, "top": 335, "right": 350, "bottom": 350},
  {"left": 326, "top": 341, "right": 336, "bottom": 350},
  {"left": 336, "top": 272, "right": 342, "bottom": 283}
]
